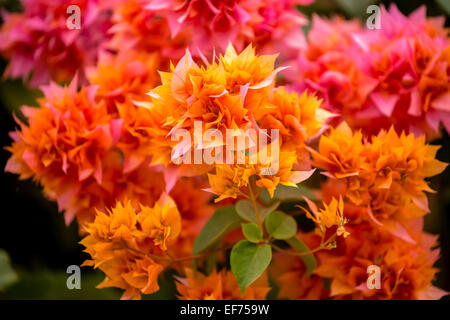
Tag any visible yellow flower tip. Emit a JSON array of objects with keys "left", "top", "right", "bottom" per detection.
[{"left": 304, "top": 196, "right": 349, "bottom": 239}]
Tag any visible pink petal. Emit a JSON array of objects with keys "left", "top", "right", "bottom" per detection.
[
  {"left": 408, "top": 90, "right": 421, "bottom": 116},
  {"left": 438, "top": 110, "right": 450, "bottom": 134},
  {"left": 78, "top": 167, "right": 94, "bottom": 181},
  {"left": 145, "top": 0, "right": 171, "bottom": 10},
  {"left": 416, "top": 286, "right": 449, "bottom": 300},
  {"left": 4, "top": 157, "right": 20, "bottom": 174},
  {"left": 425, "top": 110, "right": 440, "bottom": 133},
  {"left": 110, "top": 118, "right": 123, "bottom": 145},
  {"left": 167, "top": 12, "right": 183, "bottom": 38},
  {"left": 291, "top": 168, "right": 316, "bottom": 184},
  {"left": 412, "top": 195, "right": 429, "bottom": 212},
  {"left": 383, "top": 221, "right": 416, "bottom": 244},
  {"left": 164, "top": 167, "right": 180, "bottom": 193},
  {"left": 370, "top": 92, "right": 399, "bottom": 117},
  {"left": 431, "top": 92, "right": 450, "bottom": 112},
  {"left": 22, "top": 150, "right": 38, "bottom": 171},
  {"left": 302, "top": 196, "right": 318, "bottom": 214},
  {"left": 64, "top": 209, "right": 76, "bottom": 226},
  {"left": 123, "top": 154, "right": 145, "bottom": 173},
  {"left": 240, "top": 83, "right": 250, "bottom": 105},
  {"left": 249, "top": 66, "right": 290, "bottom": 90},
  {"left": 234, "top": 3, "right": 250, "bottom": 24}
]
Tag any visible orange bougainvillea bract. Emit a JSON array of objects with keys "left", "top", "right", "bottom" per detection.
[{"left": 2, "top": 1, "right": 450, "bottom": 301}]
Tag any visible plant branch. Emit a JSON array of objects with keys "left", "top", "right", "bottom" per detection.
[{"left": 248, "top": 180, "right": 262, "bottom": 228}]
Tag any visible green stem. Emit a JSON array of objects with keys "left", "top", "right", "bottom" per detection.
[
  {"left": 271, "top": 243, "right": 323, "bottom": 257},
  {"left": 271, "top": 233, "right": 338, "bottom": 257},
  {"left": 248, "top": 181, "right": 262, "bottom": 228}
]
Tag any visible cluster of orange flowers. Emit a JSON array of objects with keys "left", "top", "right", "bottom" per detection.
[
  {"left": 146, "top": 45, "right": 327, "bottom": 199},
  {"left": 311, "top": 124, "right": 446, "bottom": 235},
  {"left": 81, "top": 197, "right": 181, "bottom": 299},
  {"left": 5, "top": 86, "right": 166, "bottom": 226},
  {"left": 270, "top": 124, "right": 447, "bottom": 299},
  {"left": 5, "top": 41, "right": 448, "bottom": 299}
]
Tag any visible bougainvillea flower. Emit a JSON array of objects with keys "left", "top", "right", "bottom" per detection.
[
  {"left": 289, "top": 4, "right": 450, "bottom": 138},
  {"left": 270, "top": 251, "right": 327, "bottom": 300},
  {"left": 146, "top": 44, "right": 282, "bottom": 153},
  {"left": 87, "top": 50, "right": 161, "bottom": 113},
  {"left": 144, "top": 44, "right": 325, "bottom": 194},
  {"left": 176, "top": 268, "right": 270, "bottom": 300},
  {"left": 137, "top": 195, "right": 182, "bottom": 250},
  {"left": 93, "top": 250, "right": 164, "bottom": 300},
  {"left": 307, "top": 123, "right": 366, "bottom": 181},
  {"left": 207, "top": 149, "right": 316, "bottom": 202},
  {"left": 365, "top": 127, "right": 447, "bottom": 205},
  {"left": 110, "top": 0, "right": 311, "bottom": 64},
  {"left": 108, "top": 0, "right": 190, "bottom": 68},
  {"left": 87, "top": 50, "right": 162, "bottom": 172},
  {"left": 4, "top": 77, "right": 167, "bottom": 226},
  {"left": 0, "top": 0, "right": 113, "bottom": 86},
  {"left": 81, "top": 195, "right": 181, "bottom": 299},
  {"left": 313, "top": 219, "right": 447, "bottom": 300},
  {"left": 5, "top": 78, "right": 118, "bottom": 204},
  {"left": 352, "top": 5, "right": 450, "bottom": 137},
  {"left": 302, "top": 196, "right": 349, "bottom": 238},
  {"left": 309, "top": 123, "right": 447, "bottom": 241},
  {"left": 259, "top": 86, "right": 329, "bottom": 152},
  {"left": 154, "top": 0, "right": 309, "bottom": 55},
  {"left": 286, "top": 15, "right": 373, "bottom": 118},
  {"left": 2, "top": 0, "right": 448, "bottom": 302}
]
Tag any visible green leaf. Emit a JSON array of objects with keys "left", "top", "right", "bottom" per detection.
[
  {"left": 285, "top": 237, "right": 317, "bottom": 277},
  {"left": 242, "top": 223, "right": 263, "bottom": 244},
  {"left": 265, "top": 211, "right": 297, "bottom": 240},
  {"left": 236, "top": 200, "right": 279, "bottom": 223},
  {"left": 193, "top": 205, "right": 242, "bottom": 254},
  {"left": 236, "top": 200, "right": 256, "bottom": 222},
  {"left": 0, "top": 249, "right": 18, "bottom": 291},
  {"left": 260, "top": 184, "right": 317, "bottom": 205},
  {"left": 230, "top": 240, "right": 272, "bottom": 294},
  {"left": 260, "top": 201, "right": 280, "bottom": 221},
  {"left": 204, "top": 253, "right": 217, "bottom": 276},
  {"left": 436, "top": 0, "right": 450, "bottom": 15}
]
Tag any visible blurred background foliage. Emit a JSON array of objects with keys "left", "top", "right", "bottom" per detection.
[{"left": 0, "top": 0, "right": 449, "bottom": 299}]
